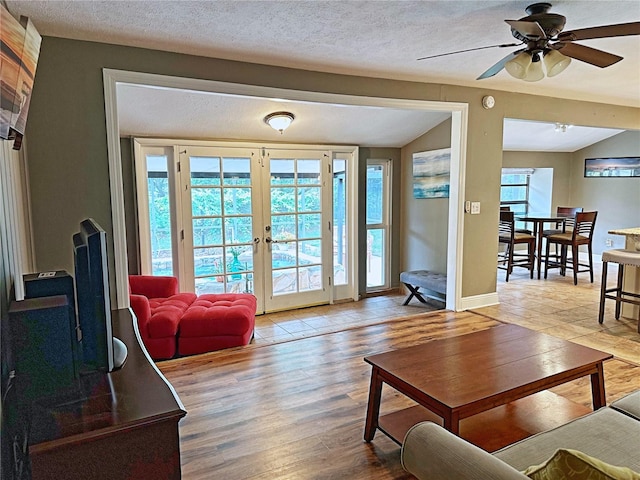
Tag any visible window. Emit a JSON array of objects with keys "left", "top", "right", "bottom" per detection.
[
  {"left": 366, "top": 159, "right": 391, "bottom": 290},
  {"left": 501, "top": 168, "right": 533, "bottom": 230}
]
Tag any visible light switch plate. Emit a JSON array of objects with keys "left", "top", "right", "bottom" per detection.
[{"left": 471, "top": 202, "right": 481, "bottom": 214}]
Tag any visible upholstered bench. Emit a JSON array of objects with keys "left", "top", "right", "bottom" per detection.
[
  {"left": 178, "top": 293, "right": 257, "bottom": 356},
  {"left": 400, "top": 270, "right": 447, "bottom": 306}
]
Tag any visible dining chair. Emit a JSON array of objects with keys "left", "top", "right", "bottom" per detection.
[
  {"left": 542, "top": 206, "right": 583, "bottom": 237},
  {"left": 544, "top": 211, "right": 597, "bottom": 285},
  {"left": 500, "top": 206, "right": 532, "bottom": 234},
  {"left": 542, "top": 207, "right": 583, "bottom": 259},
  {"left": 498, "top": 210, "right": 535, "bottom": 282}
]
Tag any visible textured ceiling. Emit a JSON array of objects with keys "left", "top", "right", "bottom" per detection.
[
  {"left": 7, "top": 0, "right": 640, "bottom": 107},
  {"left": 115, "top": 84, "right": 452, "bottom": 147},
  {"left": 502, "top": 119, "right": 623, "bottom": 151},
  {"left": 7, "top": 0, "right": 636, "bottom": 150},
  {"left": 116, "top": 83, "right": 623, "bottom": 150}
]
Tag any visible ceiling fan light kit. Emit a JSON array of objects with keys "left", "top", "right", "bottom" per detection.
[
  {"left": 543, "top": 49, "right": 571, "bottom": 77},
  {"left": 523, "top": 54, "right": 545, "bottom": 82},
  {"left": 264, "top": 111, "right": 295, "bottom": 134},
  {"left": 419, "top": 3, "right": 640, "bottom": 82},
  {"left": 505, "top": 52, "right": 532, "bottom": 79},
  {"left": 505, "top": 48, "right": 571, "bottom": 81}
]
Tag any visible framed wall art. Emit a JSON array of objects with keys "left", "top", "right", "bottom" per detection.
[
  {"left": 584, "top": 157, "right": 640, "bottom": 177},
  {"left": 412, "top": 148, "right": 451, "bottom": 198},
  {"left": 1, "top": 5, "right": 42, "bottom": 148}
]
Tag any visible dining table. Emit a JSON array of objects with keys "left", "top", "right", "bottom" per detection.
[{"left": 515, "top": 213, "right": 569, "bottom": 279}]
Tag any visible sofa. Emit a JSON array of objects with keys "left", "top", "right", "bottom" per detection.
[
  {"left": 128, "top": 275, "right": 256, "bottom": 360},
  {"left": 401, "top": 390, "right": 640, "bottom": 479}
]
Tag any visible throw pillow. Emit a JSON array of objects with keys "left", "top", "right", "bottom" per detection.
[{"left": 523, "top": 448, "right": 640, "bottom": 480}]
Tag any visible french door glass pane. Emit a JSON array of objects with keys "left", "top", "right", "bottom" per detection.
[
  {"left": 299, "top": 266, "right": 321, "bottom": 292},
  {"left": 192, "top": 188, "right": 221, "bottom": 216},
  {"left": 272, "top": 214, "right": 296, "bottom": 240},
  {"left": 273, "top": 245, "right": 297, "bottom": 269},
  {"left": 190, "top": 156, "right": 221, "bottom": 185},
  {"left": 297, "top": 159, "right": 320, "bottom": 184},
  {"left": 298, "top": 213, "right": 321, "bottom": 239},
  {"left": 271, "top": 188, "right": 295, "bottom": 213},
  {"left": 273, "top": 268, "right": 296, "bottom": 294},
  {"left": 223, "top": 216, "right": 253, "bottom": 244},
  {"left": 192, "top": 218, "right": 223, "bottom": 246},
  {"left": 193, "top": 246, "right": 223, "bottom": 277},
  {"left": 299, "top": 240, "right": 320, "bottom": 265},
  {"left": 270, "top": 159, "right": 295, "bottom": 185},
  {"left": 223, "top": 158, "right": 251, "bottom": 185},
  {"left": 223, "top": 187, "right": 252, "bottom": 215},
  {"left": 146, "top": 155, "right": 172, "bottom": 276},
  {"left": 366, "top": 228, "right": 385, "bottom": 288},
  {"left": 298, "top": 187, "right": 320, "bottom": 211}
]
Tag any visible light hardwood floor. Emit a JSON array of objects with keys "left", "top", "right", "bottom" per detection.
[{"left": 159, "top": 263, "right": 639, "bottom": 479}]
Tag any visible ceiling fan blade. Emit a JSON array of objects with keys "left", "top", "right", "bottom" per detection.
[
  {"left": 552, "top": 42, "right": 623, "bottom": 68},
  {"left": 505, "top": 20, "right": 546, "bottom": 39},
  {"left": 557, "top": 22, "right": 640, "bottom": 41},
  {"left": 477, "top": 49, "right": 526, "bottom": 80},
  {"left": 417, "top": 42, "right": 520, "bottom": 61}
]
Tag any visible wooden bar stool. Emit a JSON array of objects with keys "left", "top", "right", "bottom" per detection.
[
  {"left": 498, "top": 210, "right": 535, "bottom": 282},
  {"left": 598, "top": 249, "right": 640, "bottom": 333}
]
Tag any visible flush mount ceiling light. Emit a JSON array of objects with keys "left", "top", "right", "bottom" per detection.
[
  {"left": 264, "top": 111, "right": 295, "bottom": 134},
  {"left": 554, "top": 122, "right": 572, "bottom": 133}
]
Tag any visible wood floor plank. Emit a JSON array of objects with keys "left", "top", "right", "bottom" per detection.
[{"left": 158, "top": 307, "right": 639, "bottom": 479}]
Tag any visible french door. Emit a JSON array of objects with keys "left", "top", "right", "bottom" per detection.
[
  {"left": 180, "top": 147, "right": 258, "bottom": 298},
  {"left": 261, "top": 149, "right": 330, "bottom": 311},
  {"left": 135, "top": 141, "right": 341, "bottom": 313}
]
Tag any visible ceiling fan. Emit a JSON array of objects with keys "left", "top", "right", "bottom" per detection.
[{"left": 418, "top": 3, "right": 640, "bottom": 82}]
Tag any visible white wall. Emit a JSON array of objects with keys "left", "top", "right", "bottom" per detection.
[{"left": 529, "top": 168, "right": 553, "bottom": 213}]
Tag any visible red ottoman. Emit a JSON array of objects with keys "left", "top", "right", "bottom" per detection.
[{"left": 178, "top": 293, "right": 257, "bottom": 356}]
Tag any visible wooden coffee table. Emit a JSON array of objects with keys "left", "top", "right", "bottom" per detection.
[{"left": 363, "top": 324, "right": 613, "bottom": 452}]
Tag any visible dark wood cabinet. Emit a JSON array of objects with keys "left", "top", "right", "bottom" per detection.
[{"left": 27, "top": 309, "right": 186, "bottom": 480}]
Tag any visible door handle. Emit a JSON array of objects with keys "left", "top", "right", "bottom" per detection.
[
  {"left": 254, "top": 237, "right": 261, "bottom": 244},
  {"left": 265, "top": 237, "right": 279, "bottom": 244}
]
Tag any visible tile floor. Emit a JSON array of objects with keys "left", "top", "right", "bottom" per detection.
[{"left": 253, "top": 259, "right": 639, "bottom": 366}]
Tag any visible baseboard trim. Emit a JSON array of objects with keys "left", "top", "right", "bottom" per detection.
[{"left": 458, "top": 292, "right": 500, "bottom": 311}]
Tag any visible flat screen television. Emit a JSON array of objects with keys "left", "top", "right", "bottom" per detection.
[{"left": 73, "top": 218, "right": 127, "bottom": 372}]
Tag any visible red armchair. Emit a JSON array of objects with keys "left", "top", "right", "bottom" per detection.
[{"left": 129, "top": 275, "right": 196, "bottom": 360}]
